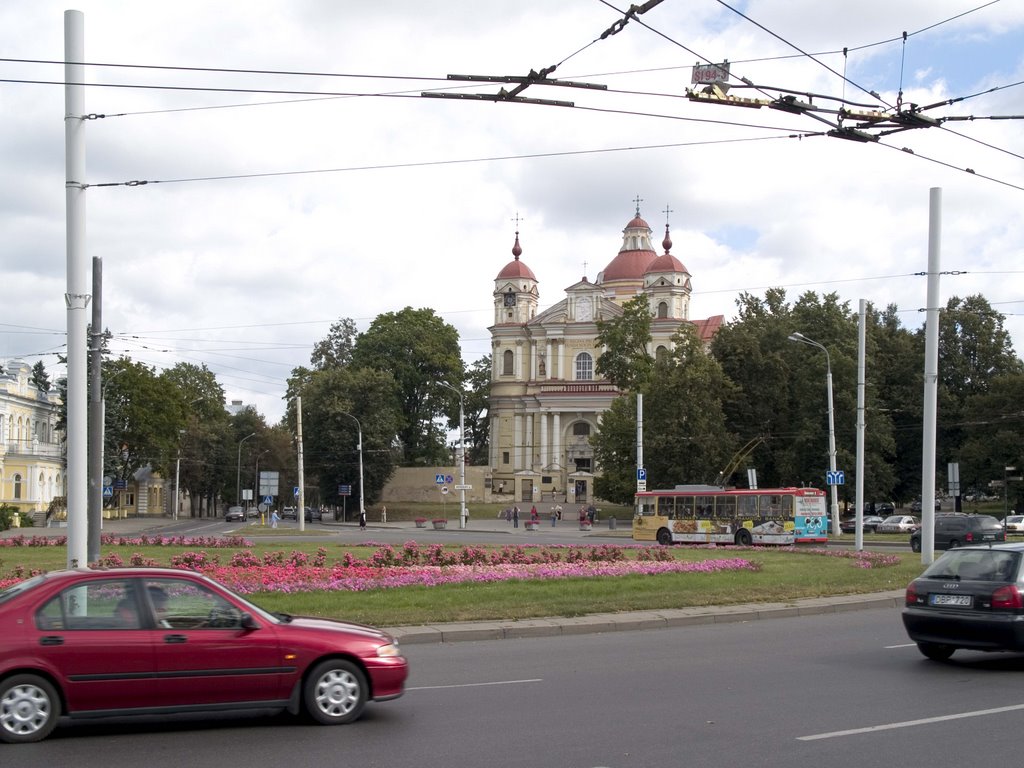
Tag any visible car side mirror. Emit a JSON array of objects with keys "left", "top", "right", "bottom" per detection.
[{"left": 240, "top": 612, "right": 259, "bottom": 631}]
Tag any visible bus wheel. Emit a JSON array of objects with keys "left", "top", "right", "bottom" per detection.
[
  {"left": 657, "top": 528, "right": 672, "bottom": 546},
  {"left": 734, "top": 529, "right": 752, "bottom": 546}
]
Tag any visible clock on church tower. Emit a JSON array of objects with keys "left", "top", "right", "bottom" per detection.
[{"left": 503, "top": 292, "right": 517, "bottom": 307}]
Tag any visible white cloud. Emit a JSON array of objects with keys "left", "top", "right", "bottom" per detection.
[{"left": 2, "top": 0, "right": 1022, "bottom": 423}]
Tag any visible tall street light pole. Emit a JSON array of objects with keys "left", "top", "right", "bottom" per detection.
[
  {"left": 236, "top": 432, "right": 256, "bottom": 509},
  {"left": 788, "top": 332, "right": 841, "bottom": 538},
  {"left": 339, "top": 411, "right": 364, "bottom": 524},
  {"left": 439, "top": 382, "right": 467, "bottom": 529}
]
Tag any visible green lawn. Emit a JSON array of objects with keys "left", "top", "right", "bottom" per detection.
[{"left": 0, "top": 539, "right": 924, "bottom": 627}]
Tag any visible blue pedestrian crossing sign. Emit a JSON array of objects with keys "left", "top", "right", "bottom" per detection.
[
  {"left": 263, "top": 496, "right": 273, "bottom": 505},
  {"left": 826, "top": 470, "right": 845, "bottom": 486},
  {"left": 103, "top": 486, "right": 113, "bottom": 498},
  {"left": 435, "top": 473, "right": 445, "bottom": 484}
]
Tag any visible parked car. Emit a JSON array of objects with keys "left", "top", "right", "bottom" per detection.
[
  {"left": 1006, "top": 515, "right": 1024, "bottom": 534},
  {"left": 910, "top": 513, "right": 1006, "bottom": 552},
  {"left": 281, "top": 506, "right": 297, "bottom": 520},
  {"left": 876, "top": 514, "right": 920, "bottom": 534},
  {"left": 0, "top": 567, "right": 408, "bottom": 743},
  {"left": 876, "top": 501, "right": 896, "bottom": 516},
  {"left": 839, "top": 515, "right": 885, "bottom": 534},
  {"left": 304, "top": 506, "right": 322, "bottom": 523},
  {"left": 910, "top": 498, "right": 943, "bottom": 513},
  {"left": 224, "top": 506, "right": 245, "bottom": 522},
  {"left": 902, "top": 543, "right": 1024, "bottom": 661}
]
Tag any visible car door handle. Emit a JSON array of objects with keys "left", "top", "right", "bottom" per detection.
[
  {"left": 40, "top": 636, "right": 64, "bottom": 646},
  {"left": 164, "top": 634, "right": 188, "bottom": 644}
]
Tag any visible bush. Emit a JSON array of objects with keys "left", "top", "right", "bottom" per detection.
[{"left": 0, "top": 504, "right": 19, "bottom": 531}]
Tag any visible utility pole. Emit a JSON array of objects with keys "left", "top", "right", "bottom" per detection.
[
  {"left": 297, "top": 397, "right": 305, "bottom": 532},
  {"left": 88, "top": 256, "right": 103, "bottom": 563}
]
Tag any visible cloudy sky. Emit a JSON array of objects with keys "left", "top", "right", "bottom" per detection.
[{"left": 2, "top": 0, "right": 1022, "bottom": 424}]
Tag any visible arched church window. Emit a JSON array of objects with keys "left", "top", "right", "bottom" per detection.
[
  {"left": 13, "top": 473, "right": 22, "bottom": 500},
  {"left": 502, "top": 349, "right": 514, "bottom": 376},
  {"left": 656, "top": 345, "right": 668, "bottom": 362},
  {"left": 657, "top": 301, "right": 668, "bottom": 319},
  {"left": 572, "top": 422, "right": 590, "bottom": 437},
  {"left": 575, "top": 352, "right": 593, "bottom": 381}
]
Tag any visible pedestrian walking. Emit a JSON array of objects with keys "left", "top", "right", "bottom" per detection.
[
  {"left": 512, "top": 505, "right": 520, "bottom": 528},
  {"left": 270, "top": 509, "right": 280, "bottom": 529},
  {"left": 380, "top": 504, "right": 387, "bottom": 523},
  {"left": 550, "top": 506, "right": 558, "bottom": 527},
  {"left": 359, "top": 510, "right": 367, "bottom": 530},
  {"left": 530, "top": 505, "right": 539, "bottom": 523}
]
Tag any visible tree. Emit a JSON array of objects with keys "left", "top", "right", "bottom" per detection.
[
  {"left": 293, "top": 366, "right": 402, "bottom": 509},
  {"left": 593, "top": 326, "right": 737, "bottom": 503},
  {"left": 102, "top": 358, "right": 183, "bottom": 484},
  {"left": 351, "top": 307, "right": 464, "bottom": 465},
  {"left": 310, "top": 318, "right": 358, "bottom": 371},
  {"left": 595, "top": 295, "right": 654, "bottom": 391},
  {"left": 30, "top": 361, "right": 50, "bottom": 393},
  {"left": 463, "top": 356, "right": 491, "bottom": 465}
]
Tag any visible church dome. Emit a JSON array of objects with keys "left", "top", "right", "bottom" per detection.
[
  {"left": 599, "top": 213, "right": 657, "bottom": 283},
  {"left": 495, "top": 231, "right": 537, "bottom": 281},
  {"left": 644, "top": 223, "right": 688, "bottom": 274}
]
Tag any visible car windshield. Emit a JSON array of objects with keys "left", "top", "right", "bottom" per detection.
[
  {"left": 0, "top": 573, "right": 48, "bottom": 606},
  {"left": 881, "top": 516, "right": 903, "bottom": 524},
  {"left": 921, "top": 549, "right": 1020, "bottom": 582}
]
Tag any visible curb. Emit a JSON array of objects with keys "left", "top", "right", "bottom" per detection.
[{"left": 385, "top": 590, "right": 905, "bottom": 645}]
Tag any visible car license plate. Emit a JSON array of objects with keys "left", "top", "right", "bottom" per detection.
[{"left": 930, "top": 594, "right": 972, "bottom": 607}]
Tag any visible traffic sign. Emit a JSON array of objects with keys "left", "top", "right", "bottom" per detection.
[
  {"left": 637, "top": 480, "right": 647, "bottom": 492},
  {"left": 103, "top": 486, "right": 113, "bottom": 498},
  {"left": 441, "top": 486, "right": 449, "bottom": 495},
  {"left": 637, "top": 468, "right": 647, "bottom": 482},
  {"left": 826, "top": 470, "right": 845, "bottom": 486},
  {"left": 445, "top": 474, "right": 454, "bottom": 484},
  {"left": 338, "top": 484, "right": 352, "bottom": 496},
  {"left": 293, "top": 486, "right": 300, "bottom": 498},
  {"left": 454, "top": 484, "right": 472, "bottom": 491},
  {"left": 435, "top": 473, "right": 445, "bottom": 484},
  {"left": 263, "top": 495, "right": 273, "bottom": 505}
]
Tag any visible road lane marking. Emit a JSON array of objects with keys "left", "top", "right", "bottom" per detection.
[
  {"left": 798, "top": 703, "right": 1024, "bottom": 740},
  {"left": 885, "top": 643, "right": 916, "bottom": 649},
  {"left": 408, "top": 678, "right": 542, "bottom": 691}
]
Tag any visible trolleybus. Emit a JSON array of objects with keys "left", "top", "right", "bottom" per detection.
[{"left": 633, "top": 485, "right": 828, "bottom": 546}]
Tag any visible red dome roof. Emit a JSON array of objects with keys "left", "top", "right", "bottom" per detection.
[
  {"left": 496, "top": 258, "right": 537, "bottom": 280},
  {"left": 495, "top": 231, "right": 537, "bottom": 281},
  {"left": 601, "top": 250, "right": 655, "bottom": 281},
  {"left": 645, "top": 252, "right": 688, "bottom": 274}
]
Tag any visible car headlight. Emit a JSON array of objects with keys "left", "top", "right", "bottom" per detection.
[{"left": 375, "top": 642, "right": 402, "bottom": 658}]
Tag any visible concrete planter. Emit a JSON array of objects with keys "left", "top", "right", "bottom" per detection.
[
  {"left": 579, "top": 522, "right": 593, "bottom": 531},
  {"left": 432, "top": 521, "right": 447, "bottom": 530}
]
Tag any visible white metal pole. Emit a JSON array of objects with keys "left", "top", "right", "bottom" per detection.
[
  {"left": 236, "top": 432, "right": 255, "bottom": 512},
  {"left": 357, "top": 422, "right": 365, "bottom": 522},
  {"left": 65, "top": 10, "right": 88, "bottom": 569},
  {"left": 458, "top": 395, "right": 466, "bottom": 528},
  {"left": 297, "top": 397, "right": 305, "bottom": 531},
  {"left": 855, "top": 299, "right": 866, "bottom": 551},
  {"left": 174, "top": 453, "right": 180, "bottom": 522},
  {"left": 825, "top": 358, "right": 840, "bottom": 538},
  {"left": 921, "top": 188, "right": 942, "bottom": 565}
]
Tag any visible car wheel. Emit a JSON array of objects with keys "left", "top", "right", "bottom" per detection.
[
  {"left": 0, "top": 674, "right": 61, "bottom": 744},
  {"left": 303, "top": 660, "right": 367, "bottom": 725},
  {"left": 948, "top": 539, "right": 960, "bottom": 549},
  {"left": 734, "top": 528, "right": 752, "bottom": 546},
  {"left": 656, "top": 528, "right": 673, "bottom": 546},
  {"left": 917, "top": 642, "right": 955, "bottom": 662},
  {"left": 911, "top": 536, "right": 921, "bottom": 553}
]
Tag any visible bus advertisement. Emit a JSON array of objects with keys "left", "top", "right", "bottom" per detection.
[{"left": 633, "top": 485, "right": 829, "bottom": 546}]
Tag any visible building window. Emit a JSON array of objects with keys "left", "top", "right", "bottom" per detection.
[
  {"left": 13, "top": 473, "right": 22, "bottom": 500},
  {"left": 572, "top": 422, "right": 591, "bottom": 437},
  {"left": 502, "top": 349, "right": 514, "bottom": 376},
  {"left": 656, "top": 345, "right": 668, "bottom": 362},
  {"left": 502, "top": 451, "right": 510, "bottom": 465},
  {"left": 657, "top": 301, "right": 668, "bottom": 318},
  {"left": 575, "top": 352, "right": 593, "bottom": 381}
]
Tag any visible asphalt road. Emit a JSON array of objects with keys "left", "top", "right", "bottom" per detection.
[{"left": 13, "top": 606, "right": 1024, "bottom": 767}]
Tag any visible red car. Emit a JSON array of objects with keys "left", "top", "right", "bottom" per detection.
[{"left": 0, "top": 567, "right": 408, "bottom": 743}]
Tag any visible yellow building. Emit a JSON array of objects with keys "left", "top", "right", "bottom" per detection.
[
  {"left": 0, "top": 360, "right": 62, "bottom": 517},
  {"left": 488, "top": 206, "right": 723, "bottom": 505}
]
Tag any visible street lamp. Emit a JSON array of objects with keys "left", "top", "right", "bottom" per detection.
[
  {"left": 439, "top": 381, "right": 467, "bottom": 530},
  {"left": 339, "top": 412, "right": 365, "bottom": 525},
  {"left": 1005, "top": 466, "right": 1018, "bottom": 523},
  {"left": 788, "top": 332, "right": 841, "bottom": 538},
  {"left": 236, "top": 432, "right": 256, "bottom": 508}
]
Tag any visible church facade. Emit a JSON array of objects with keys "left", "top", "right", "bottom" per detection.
[{"left": 487, "top": 206, "right": 723, "bottom": 505}]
